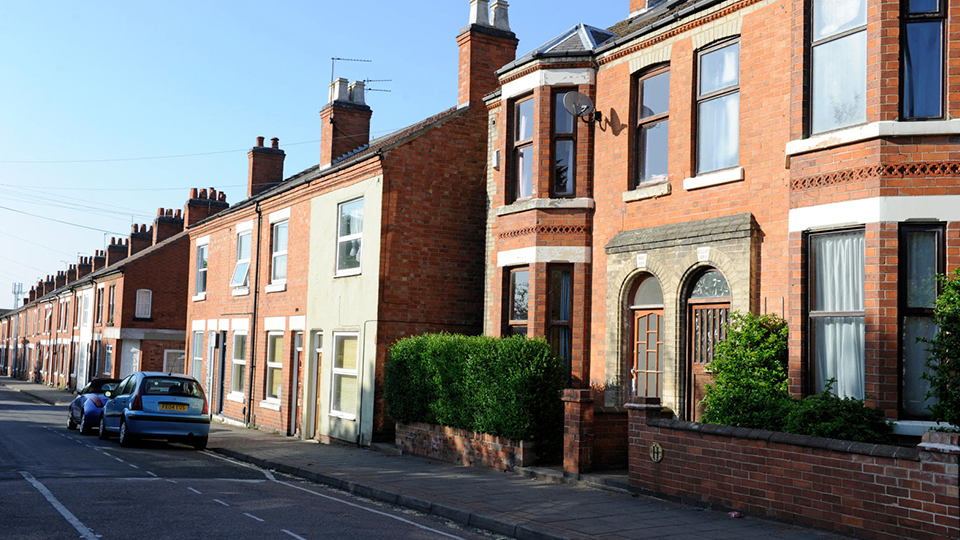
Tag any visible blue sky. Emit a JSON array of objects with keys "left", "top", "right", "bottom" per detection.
[{"left": 0, "top": 1, "right": 629, "bottom": 309}]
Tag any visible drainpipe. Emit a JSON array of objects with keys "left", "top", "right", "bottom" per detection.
[{"left": 244, "top": 201, "right": 264, "bottom": 427}]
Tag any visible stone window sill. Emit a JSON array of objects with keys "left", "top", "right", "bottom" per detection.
[
  {"left": 496, "top": 197, "right": 595, "bottom": 216},
  {"left": 623, "top": 180, "right": 671, "bottom": 202},
  {"left": 231, "top": 287, "right": 250, "bottom": 297},
  {"left": 192, "top": 293, "right": 206, "bottom": 302},
  {"left": 226, "top": 392, "right": 244, "bottom": 404},
  {"left": 259, "top": 399, "right": 280, "bottom": 411},
  {"left": 683, "top": 166, "right": 744, "bottom": 191},
  {"left": 265, "top": 282, "right": 286, "bottom": 293}
]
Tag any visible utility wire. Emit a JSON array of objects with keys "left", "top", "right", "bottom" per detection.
[{"left": 0, "top": 205, "right": 128, "bottom": 235}]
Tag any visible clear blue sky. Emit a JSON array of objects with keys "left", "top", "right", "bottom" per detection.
[{"left": 0, "top": 1, "right": 630, "bottom": 309}]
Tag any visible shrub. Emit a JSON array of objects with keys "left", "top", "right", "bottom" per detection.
[
  {"left": 922, "top": 268, "right": 960, "bottom": 428},
  {"left": 783, "top": 382, "right": 892, "bottom": 444},
  {"left": 701, "top": 312, "right": 791, "bottom": 431},
  {"left": 385, "top": 333, "right": 566, "bottom": 458}
]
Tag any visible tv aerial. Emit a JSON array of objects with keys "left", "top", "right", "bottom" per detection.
[
  {"left": 563, "top": 91, "right": 601, "bottom": 123},
  {"left": 330, "top": 57, "right": 372, "bottom": 83},
  {"left": 363, "top": 78, "right": 392, "bottom": 93}
]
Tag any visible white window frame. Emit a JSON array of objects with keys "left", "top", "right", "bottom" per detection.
[
  {"left": 335, "top": 198, "right": 363, "bottom": 277},
  {"left": 135, "top": 289, "right": 152, "bottom": 319},
  {"left": 81, "top": 293, "right": 90, "bottom": 326},
  {"left": 810, "top": 0, "right": 867, "bottom": 135},
  {"left": 230, "top": 332, "right": 247, "bottom": 398},
  {"left": 194, "top": 241, "right": 209, "bottom": 299},
  {"left": 163, "top": 349, "right": 186, "bottom": 374},
  {"left": 96, "top": 285, "right": 105, "bottom": 324},
  {"left": 103, "top": 344, "right": 113, "bottom": 375},
  {"left": 329, "top": 331, "right": 359, "bottom": 420},
  {"left": 265, "top": 332, "right": 284, "bottom": 402},
  {"left": 271, "top": 220, "right": 288, "bottom": 285},
  {"left": 191, "top": 331, "right": 204, "bottom": 381},
  {"left": 231, "top": 231, "right": 252, "bottom": 288}
]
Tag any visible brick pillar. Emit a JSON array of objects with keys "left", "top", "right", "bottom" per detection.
[
  {"left": 626, "top": 397, "right": 663, "bottom": 484},
  {"left": 562, "top": 388, "right": 594, "bottom": 476}
]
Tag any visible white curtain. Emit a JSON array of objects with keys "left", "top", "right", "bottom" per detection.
[{"left": 813, "top": 231, "right": 865, "bottom": 399}]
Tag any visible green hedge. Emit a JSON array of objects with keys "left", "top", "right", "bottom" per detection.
[{"left": 385, "top": 333, "right": 565, "bottom": 458}]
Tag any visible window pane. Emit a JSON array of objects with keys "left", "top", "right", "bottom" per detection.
[
  {"left": 633, "top": 277, "right": 664, "bottom": 306},
  {"left": 268, "top": 366, "right": 282, "bottom": 398},
  {"left": 335, "top": 336, "right": 358, "bottom": 371},
  {"left": 234, "top": 335, "right": 247, "bottom": 360},
  {"left": 192, "top": 332, "right": 203, "bottom": 358},
  {"left": 904, "top": 21, "right": 943, "bottom": 119},
  {"left": 230, "top": 261, "right": 250, "bottom": 287},
  {"left": 337, "top": 239, "right": 362, "bottom": 272},
  {"left": 908, "top": 0, "right": 938, "bottom": 12},
  {"left": 813, "top": 0, "right": 866, "bottom": 40},
  {"left": 812, "top": 231, "right": 865, "bottom": 311},
  {"left": 814, "top": 316, "right": 865, "bottom": 399},
  {"left": 906, "top": 230, "right": 938, "bottom": 308},
  {"left": 903, "top": 316, "right": 937, "bottom": 417},
  {"left": 516, "top": 146, "right": 533, "bottom": 199},
  {"left": 690, "top": 270, "right": 730, "bottom": 299},
  {"left": 270, "top": 335, "right": 285, "bottom": 365},
  {"left": 332, "top": 374, "right": 357, "bottom": 415},
  {"left": 273, "top": 223, "right": 288, "bottom": 253},
  {"left": 699, "top": 42, "right": 739, "bottom": 95},
  {"left": 516, "top": 99, "right": 534, "bottom": 141},
  {"left": 641, "top": 71, "right": 670, "bottom": 118},
  {"left": 237, "top": 233, "right": 251, "bottom": 260},
  {"left": 812, "top": 31, "right": 866, "bottom": 134},
  {"left": 549, "top": 326, "right": 572, "bottom": 369},
  {"left": 697, "top": 93, "right": 739, "bottom": 173},
  {"left": 640, "top": 120, "right": 669, "bottom": 183},
  {"left": 232, "top": 363, "right": 246, "bottom": 393},
  {"left": 555, "top": 93, "right": 575, "bottom": 134},
  {"left": 165, "top": 352, "right": 185, "bottom": 374},
  {"left": 554, "top": 140, "right": 575, "bottom": 196},
  {"left": 510, "top": 270, "right": 529, "bottom": 321},
  {"left": 273, "top": 254, "right": 287, "bottom": 281},
  {"left": 339, "top": 199, "right": 364, "bottom": 237},
  {"left": 549, "top": 269, "right": 572, "bottom": 322}
]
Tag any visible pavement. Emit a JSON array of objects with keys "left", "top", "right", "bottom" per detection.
[{"left": 2, "top": 376, "right": 855, "bottom": 540}]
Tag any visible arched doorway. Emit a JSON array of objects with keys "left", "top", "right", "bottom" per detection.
[
  {"left": 686, "top": 269, "right": 730, "bottom": 421},
  {"left": 628, "top": 275, "right": 664, "bottom": 400}
]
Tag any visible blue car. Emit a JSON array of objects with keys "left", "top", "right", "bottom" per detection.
[
  {"left": 99, "top": 371, "right": 210, "bottom": 450},
  {"left": 67, "top": 378, "right": 120, "bottom": 435}
]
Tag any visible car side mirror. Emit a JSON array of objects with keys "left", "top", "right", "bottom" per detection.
[{"left": 104, "top": 390, "right": 113, "bottom": 399}]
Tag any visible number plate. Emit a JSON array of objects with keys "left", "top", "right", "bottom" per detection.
[{"left": 159, "top": 403, "right": 188, "bottom": 412}]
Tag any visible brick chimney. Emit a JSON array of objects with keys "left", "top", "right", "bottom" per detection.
[
  {"left": 92, "top": 250, "right": 106, "bottom": 271},
  {"left": 320, "top": 80, "right": 372, "bottom": 168},
  {"left": 630, "top": 0, "right": 645, "bottom": 13},
  {"left": 457, "top": 0, "right": 518, "bottom": 108},
  {"left": 76, "top": 257, "right": 93, "bottom": 280},
  {"left": 129, "top": 224, "right": 153, "bottom": 256},
  {"left": 153, "top": 208, "right": 184, "bottom": 245},
  {"left": 66, "top": 264, "right": 77, "bottom": 284},
  {"left": 248, "top": 137, "right": 286, "bottom": 197},
  {"left": 28, "top": 287, "right": 36, "bottom": 303},
  {"left": 106, "top": 238, "right": 127, "bottom": 267},
  {"left": 184, "top": 187, "right": 230, "bottom": 227},
  {"left": 43, "top": 275, "right": 55, "bottom": 296},
  {"left": 55, "top": 271, "right": 66, "bottom": 290}
]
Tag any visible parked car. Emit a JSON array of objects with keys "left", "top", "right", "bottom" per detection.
[
  {"left": 99, "top": 372, "right": 210, "bottom": 450},
  {"left": 67, "top": 378, "right": 120, "bottom": 435}
]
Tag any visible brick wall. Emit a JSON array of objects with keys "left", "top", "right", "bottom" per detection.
[
  {"left": 396, "top": 421, "right": 536, "bottom": 472},
  {"left": 627, "top": 398, "right": 959, "bottom": 540}
]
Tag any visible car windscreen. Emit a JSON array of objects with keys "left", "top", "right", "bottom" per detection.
[
  {"left": 85, "top": 379, "right": 119, "bottom": 394},
  {"left": 140, "top": 377, "right": 205, "bottom": 399}
]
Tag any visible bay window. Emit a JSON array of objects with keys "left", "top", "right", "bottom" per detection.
[
  {"left": 553, "top": 91, "right": 576, "bottom": 197},
  {"left": 512, "top": 96, "right": 534, "bottom": 201},
  {"left": 506, "top": 268, "right": 529, "bottom": 336},
  {"left": 811, "top": 0, "right": 866, "bottom": 133},
  {"left": 902, "top": 0, "right": 944, "bottom": 119},
  {"left": 900, "top": 224, "right": 943, "bottom": 417},
  {"left": 697, "top": 39, "right": 739, "bottom": 173},
  {"left": 548, "top": 265, "right": 573, "bottom": 379}
]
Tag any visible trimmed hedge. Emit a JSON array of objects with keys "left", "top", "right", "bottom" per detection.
[{"left": 385, "top": 333, "right": 565, "bottom": 459}]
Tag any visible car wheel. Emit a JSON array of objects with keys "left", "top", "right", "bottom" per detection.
[
  {"left": 119, "top": 419, "right": 136, "bottom": 448},
  {"left": 98, "top": 415, "right": 109, "bottom": 440},
  {"left": 67, "top": 413, "right": 77, "bottom": 430},
  {"left": 192, "top": 436, "right": 208, "bottom": 451},
  {"left": 79, "top": 414, "right": 92, "bottom": 435}
]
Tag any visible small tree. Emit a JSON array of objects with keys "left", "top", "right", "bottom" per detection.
[
  {"left": 922, "top": 268, "right": 960, "bottom": 428},
  {"left": 701, "top": 312, "right": 792, "bottom": 431}
]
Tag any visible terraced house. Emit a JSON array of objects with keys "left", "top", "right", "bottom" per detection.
[{"left": 184, "top": 0, "right": 517, "bottom": 446}]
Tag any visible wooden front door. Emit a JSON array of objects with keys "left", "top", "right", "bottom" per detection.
[
  {"left": 631, "top": 309, "right": 664, "bottom": 398},
  {"left": 687, "top": 301, "right": 729, "bottom": 421}
]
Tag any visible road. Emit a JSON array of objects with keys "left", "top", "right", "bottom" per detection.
[{"left": 0, "top": 385, "right": 505, "bottom": 540}]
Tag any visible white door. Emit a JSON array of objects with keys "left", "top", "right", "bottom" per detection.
[{"left": 120, "top": 340, "right": 141, "bottom": 378}]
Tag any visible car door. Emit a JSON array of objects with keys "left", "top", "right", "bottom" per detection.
[{"left": 103, "top": 375, "right": 135, "bottom": 430}]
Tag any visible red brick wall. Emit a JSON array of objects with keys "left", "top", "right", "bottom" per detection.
[
  {"left": 396, "top": 421, "right": 536, "bottom": 471},
  {"left": 628, "top": 399, "right": 959, "bottom": 540}
]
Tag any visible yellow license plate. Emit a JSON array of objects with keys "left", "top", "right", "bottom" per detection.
[{"left": 159, "top": 403, "right": 188, "bottom": 412}]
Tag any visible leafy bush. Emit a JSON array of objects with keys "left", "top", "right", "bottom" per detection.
[
  {"left": 702, "top": 312, "right": 792, "bottom": 431},
  {"left": 385, "top": 333, "right": 566, "bottom": 458},
  {"left": 702, "top": 312, "right": 892, "bottom": 444},
  {"left": 922, "top": 268, "right": 960, "bottom": 428}
]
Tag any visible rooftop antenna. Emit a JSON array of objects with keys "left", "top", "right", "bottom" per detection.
[
  {"left": 363, "top": 78, "right": 393, "bottom": 93},
  {"left": 331, "top": 57, "right": 372, "bottom": 84}
]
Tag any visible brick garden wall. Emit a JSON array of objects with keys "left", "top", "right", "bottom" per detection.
[
  {"left": 627, "top": 398, "right": 959, "bottom": 540},
  {"left": 396, "top": 422, "right": 536, "bottom": 472}
]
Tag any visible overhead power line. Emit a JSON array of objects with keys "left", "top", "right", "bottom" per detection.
[{"left": 0, "top": 205, "right": 128, "bottom": 235}]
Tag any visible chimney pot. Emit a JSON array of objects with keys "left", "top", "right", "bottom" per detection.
[
  {"left": 256, "top": 136, "right": 265, "bottom": 147},
  {"left": 190, "top": 187, "right": 198, "bottom": 199},
  {"left": 157, "top": 208, "right": 164, "bottom": 216},
  {"left": 491, "top": 0, "right": 510, "bottom": 31},
  {"left": 175, "top": 209, "right": 182, "bottom": 219},
  {"left": 469, "top": 0, "right": 490, "bottom": 25},
  {"left": 271, "top": 137, "right": 279, "bottom": 149},
  {"left": 219, "top": 192, "right": 227, "bottom": 202},
  {"left": 209, "top": 188, "right": 217, "bottom": 200},
  {"left": 329, "top": 78, "right": 349, "bottom": 104},
  {"left": 348, "top": 81, "right": 366, "bottom": 106},
  {"left": 199, "top": 188, "right": 208, "bottom": 199}
]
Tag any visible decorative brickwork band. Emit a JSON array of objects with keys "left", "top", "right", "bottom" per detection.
[
  {"left": 791, "top": 162, "right": 960, "bottom": 191},
  {"left": 498, "top": 225, "right": 589, "bottom": 239}
]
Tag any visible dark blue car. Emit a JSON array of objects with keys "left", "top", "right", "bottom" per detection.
[{"left": 67, "top": 378, "right": 120, "bottom": 435}]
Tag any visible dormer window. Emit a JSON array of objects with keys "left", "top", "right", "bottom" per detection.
[
  {"left": 553, "top": 91, "right": 576, "bottom": 197},
  {"left": 512, "top": 96, "right": 534, "bottom": 201}
]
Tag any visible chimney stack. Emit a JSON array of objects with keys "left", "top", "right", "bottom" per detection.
[
  {"left": 319, "top": 79, "right": 372, "bottom": 168},
  {"left": 92, "top": 250, "right": 106, "bottom": 271},
  {"left": 55, "top": 271, "right": 66, "bottom": 290},
  {"left": 458, "top": 0, "right": 518, "bottom": 108},
  {"left": 76, "top": 257, "right": 93, "bottom": 279},
  {"left": 129, "top": 224, "right": 152, "bottom": 256},
  {"left": 184, "top": 187, "right": 230, "bottom": 226},
  {"left": 28, "top": 287, "right": 36, "bottom": 303},
  {"left": 106, "top": 237, "right": 127, "bottom": 267},
  {"left": 630, "top": 0, "right": 646, "bottom": 14},
  {"left": 153, "top": 207, "right": 185, "bottom": 245},
  {"left": 66, "top": 264, "right": 77, "bottom": 284},
  {"left": 248, "top": 136, "right": 286, "bottom": 197}
]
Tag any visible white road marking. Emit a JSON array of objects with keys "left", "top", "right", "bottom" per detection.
[
  {"left": 213, "top": 499, "right": 229, "bottom": 506},
  {"left": 281, "top": 529, "right": 307, "bottom": 540},
  {"left": 147, "top": 472, "right": 159, "bottom": 478},
  {"left": 128, "top": 464, "right": 139, "bottom": 469},
  {"left": 244, "top": 513, "right": 265, "bottom": 522},
  {"left": 188, "top": 487, "right": 202, "bottom": 494},
  {"left": 19, "top": 471, "right": 97, "bottom": 540},
  {"left": 202, "top": 451, "right": 467, "bottom": 540}
]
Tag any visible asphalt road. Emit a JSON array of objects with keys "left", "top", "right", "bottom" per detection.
[{"left": 0, "top": 386, "right": 506, "bottom": 540}]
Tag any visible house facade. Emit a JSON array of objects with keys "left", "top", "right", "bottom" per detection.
[{"left": 484, "top": 0, "right": 960, "bottom": 464}]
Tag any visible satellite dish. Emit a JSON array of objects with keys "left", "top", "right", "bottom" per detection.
[{"left": 563, "top": 91, "right": 596, "bottom": 120}]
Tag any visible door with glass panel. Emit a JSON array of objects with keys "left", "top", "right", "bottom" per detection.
[
  {"left": 686, "top": 270, "right": 730, "bottom": 421},
  {"left": 628, "top": 276, "right": 664, "bottom": 400}
]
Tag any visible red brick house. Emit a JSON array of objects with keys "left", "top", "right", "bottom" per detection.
[{"left": 185, "top": 0, "right": 517, "bottom": 445}]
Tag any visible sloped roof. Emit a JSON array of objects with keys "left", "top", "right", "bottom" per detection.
[{"left": 498, "top": 23, "right": 616, "bottom": 73}]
